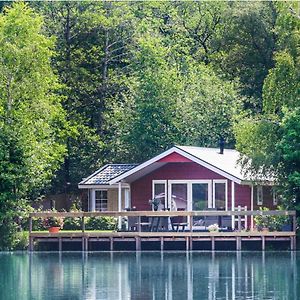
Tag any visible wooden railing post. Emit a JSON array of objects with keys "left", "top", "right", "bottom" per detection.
[
  {"left": 29, "top": 216, "right": 32, "bottom": 234},
  {"left": 189, "top": 215, "right": 193, "bottom": 233},
  {"left": 238, "top": 215, "right": 242, "bottom": 232},
  {"left": 82, "top": 216, "right": 85, "bottom": 233},
  {"left": 138, "top": 216, "right": 141, "bottom": 232}
]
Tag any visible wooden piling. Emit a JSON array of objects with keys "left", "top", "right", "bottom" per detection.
[
  {"left": 160, "top": 237, "right": 164, "bottom": 251},
  {"left": 261, "top": 236, "right": 265, "bottom": 251},
  {"left": 58, "top": 237, "right": 62, "bottom": 252},
  {"left": 211, "top": 237, "right": 215, "bottom": 251}
]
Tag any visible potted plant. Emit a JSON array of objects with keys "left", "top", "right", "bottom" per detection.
[
  {"left": 149, "top": 198, "right": 161, "bottom": 211},
  {"left": 44, "top": 210, "right": 64, "bottom": 233},
  {"left": 207, "top": 224, "right": 219, "bottom": 232}
]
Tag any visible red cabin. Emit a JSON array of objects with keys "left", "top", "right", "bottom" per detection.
[{"left": 79, "top": 146, "right": 277, "bottom": 229}]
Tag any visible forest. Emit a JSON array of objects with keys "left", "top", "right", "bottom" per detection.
[{"left": 0, "top": 1, "right": 299, "bottom": 249}]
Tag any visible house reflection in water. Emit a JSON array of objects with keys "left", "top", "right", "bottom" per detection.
[{"left": 21, "top": 252, "right": 298, "bottom": 299}]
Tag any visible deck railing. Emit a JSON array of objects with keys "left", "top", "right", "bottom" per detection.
[{"left": 29, "top": 210, "right": 297, "bottom": 233}]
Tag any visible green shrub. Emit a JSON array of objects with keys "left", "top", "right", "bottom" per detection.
[
  {"left": 32, "top": 218, "right": 47, "bottom": 231},
  {"left": 13, "top": 231, "right": 29, "bottom": 250},
  {"left": 86, "top": 216, "right": 117, "bottom": 231},
  {"left": 254, "top": 207, "right": 290, "bottom": 231},
  {"left": 63, "top": 217, "right": 82, "bottom": 230}
]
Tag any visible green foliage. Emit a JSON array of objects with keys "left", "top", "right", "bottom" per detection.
[
  {"left": 0, "top": 1, "right": 298, "bottom": 246},
  {"left": 0, "top": 2, "right": 66, "bottom": 249},
  {"left": 234, "top": 3, "right": 300, "bottom": 209},
  {"left": 13, "top": 231, "right": 29, "bottom": 251},
  {"left": 277, "top": 108, "right": 300, "bottom": 207},
  {"left": 254, "top": 207, "right": 290, "bottom": 231},
  {"left": 62, "top": 202, "right": 82, "bottom": 230},
  {"left": 85, "top": 216, "right": 117, "bottom": 231}
]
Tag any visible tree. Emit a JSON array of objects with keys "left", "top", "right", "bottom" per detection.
[
  {"left": 177, "top": 63, "right": 241, "bottom": 148},
  {"left": 219, "top": 2, "right": 277, "bottom": 110},
  {"left": 234, "top": 2, "right": 300, "bottom": 208},
  {"left": 117, "top": 33, "right": 181, "bottom": 162},
  {"left": 0, "top": 2, "right": 66, "bottom": 249},
  {"left": 35, "top": 2, "right": 137, "bottom": 191}
]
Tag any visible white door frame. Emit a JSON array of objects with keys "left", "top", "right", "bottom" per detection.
[{"left": 167, "top": 180, "right": 212, "bottom": 211}]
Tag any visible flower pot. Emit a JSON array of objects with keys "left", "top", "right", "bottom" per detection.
[{"left": 49, "top": 227, "right": 61, "bottom": 233}]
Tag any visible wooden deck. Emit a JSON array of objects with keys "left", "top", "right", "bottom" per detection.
[{"left": 28, "top": 210, "right": 297, "bottom": 251}]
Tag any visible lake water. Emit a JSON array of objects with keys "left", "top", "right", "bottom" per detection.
[{"left": 0, "top": 251, "right": 298, "bottom": 300}]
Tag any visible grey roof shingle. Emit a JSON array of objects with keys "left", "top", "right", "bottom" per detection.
[{"left": 79, "top": 164, "right": 137, "bottom": 185}]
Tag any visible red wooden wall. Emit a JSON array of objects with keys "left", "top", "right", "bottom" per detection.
[{"left": 130, "top": 162, "right": 251, "bottom": 210}]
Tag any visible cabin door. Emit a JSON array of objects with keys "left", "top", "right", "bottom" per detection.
[
  {"left": 169, "top": 182, "right": 188, "bottom": 211},
  {"left": 167, "top": 181, "right": 212, "bottom": 211}
]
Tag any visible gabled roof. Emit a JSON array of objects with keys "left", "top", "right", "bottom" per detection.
[
  {"left": 177, "top": 146, "right": 244, "bottom": 181},
  {"left": 109, "top": 146, "right": 246, "bottom": 185},
  {"left": 79, "top": 164, "right": 137, "bottom": 186},
  {"left": 79, "top": 145, "right": 271, "bottom": 188}
]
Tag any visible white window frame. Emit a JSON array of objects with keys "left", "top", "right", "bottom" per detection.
[
  {"left": 94, "top": 189, "right": 108, "bottom": 211},
  {"left": 212, "top": 179, "right": 228, "bottom": 211},
  {"left": 257, "top": 186, "right": 263, "bottom": 205},
  {"left": 152, "top": 180, "right": 167, "bottom": 209}
]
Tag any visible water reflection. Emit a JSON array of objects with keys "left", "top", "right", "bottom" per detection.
[{"left": 0, "top": 251, "right": 298, "bottom": 300}]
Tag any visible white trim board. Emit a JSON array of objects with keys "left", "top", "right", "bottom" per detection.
[{"left": 109, "top": 146, "right": 242, "bottom": 185}]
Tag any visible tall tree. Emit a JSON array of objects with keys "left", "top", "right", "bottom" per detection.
[
  {"left": 0, "top": 2, "right": 66, "bottom": 249},
  {"left": 234, "top": 2, "right": 300, "bottom": 208},
  {"left": 35, "top": 2, "right": 136, "bottom": 190}
]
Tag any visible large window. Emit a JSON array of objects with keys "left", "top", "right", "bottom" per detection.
[
  {"left": 213, "top": 181, "right": 227, "bottom": 210},
  {"left": 192, "top": 183, "right": 209, "bottom": 211},
  {"left": 95, "top": 190, "right": 108, "bottom": 211},
  {"left": 171, "top": 183, "right": 188, "bottom": 211}
]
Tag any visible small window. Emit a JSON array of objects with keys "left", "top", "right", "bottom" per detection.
[
  {"left": 153, "top": 181, "right": 166, "bottom": 209},
  {"left": 95, "top": 190, "right": 108, "bottom": 211},
  {"left": 257, "top": 186, "right": 263, "bottom": 205}
]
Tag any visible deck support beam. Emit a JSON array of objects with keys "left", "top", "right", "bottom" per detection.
[
  {"left": 211, "top": 237, "right": 215, "bottom": 251},
  {"left": 160, "top": 237, "right": 164, "bottom": 251},
  {"left": 58, "top": 237, "right": 62, "bottom": 252},
  {"left": 186, "top": 237, "right": 189, "bottom": 251},
  {"left": 262, "top": 236, "right": 265, "bottom": 251},
  {"left": 85, "top": 237, "right": 89, "bottom": 252},
  {"left": 236, "top": 237, "right": 241, "bottom": 251},
  {"left": 189, "top": 237, "right": 193, "bottom": 251},
  {"left": 135, "top": 237, "right": 141, "bottom": 251},
  {"left": 290, "top": 236, "right": 296, "bottom": 251}
]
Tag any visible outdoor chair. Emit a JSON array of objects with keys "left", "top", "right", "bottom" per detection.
[
  {"left": 150, "top": 216, "right": 169, "bottom": 232},
  {"left": 170, "top": 216, "right": 188, "bottom": 232},
  {"left": 170, "top": 209, "right": 188, "bottom": 232},
  {"left": 127, "top": 216, "right": 138, "bottom": 231},
  {"left": 128, "top": 216, "right": 151, "bottom": 231}
]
